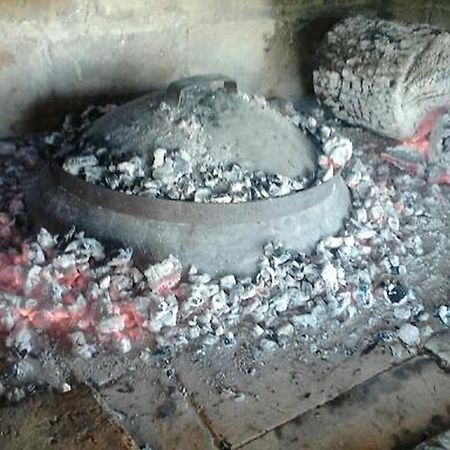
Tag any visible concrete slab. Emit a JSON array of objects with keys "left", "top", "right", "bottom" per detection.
[
  {"left": 0, "top": 385, "right": 138, "bottom": 450},
  {"left": 239, "top": 356, "right": 450, "bottom": 450},
  {"left": 425, "top": 329, "right": 450, "bottom": 367},
  {"left": 98, "top": 359, "right": 214, "bottom": 449},
  {"left": 173, "top": 317, "right": 411, "bottom": 447}
]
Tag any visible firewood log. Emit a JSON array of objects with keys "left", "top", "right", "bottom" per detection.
[{"left": 313, "top": 16, "right": 450, "bottom": 140}]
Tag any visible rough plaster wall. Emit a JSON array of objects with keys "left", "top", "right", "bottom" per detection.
[{"left": 0, "top": 0, "right": 447, "bottom": 136}]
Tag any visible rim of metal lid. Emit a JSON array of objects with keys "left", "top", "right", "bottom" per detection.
[{"left": 44, "top": 161, "right": 347, "bottom": 226}]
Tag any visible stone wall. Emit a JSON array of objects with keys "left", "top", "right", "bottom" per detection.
[{"left": 0, "top": 0, "right": 448, "bottom": 135}]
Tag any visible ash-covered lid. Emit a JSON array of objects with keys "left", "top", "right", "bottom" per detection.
[{"left": 80, "top": 75, "right": 318, "bottom": 179}]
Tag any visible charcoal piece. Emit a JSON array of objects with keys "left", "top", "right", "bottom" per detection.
[
  {"left": 314, "top": 16, "right": 450, "bottom": 140},
  {"left": 386, "top": 282, "right": 408, "bottom": 303},
  {"left": 428, "top": 111, "right": 450, "bottom": 182},
  {"left": 0, "top": 139, "right": 17, "bottom": 156},
  {"left": 430, "top": 111, "right": 450, "bottom": 157},
  {"left": 437, "top": 305, "right": 449, "bottom": 325},
  {"left": 397, "top": 323, "right": 420, "bottom": 347}
]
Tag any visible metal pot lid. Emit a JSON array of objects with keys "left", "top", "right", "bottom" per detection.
[{"left": 80, "top": 74, "right": 318, "bottom": 179}]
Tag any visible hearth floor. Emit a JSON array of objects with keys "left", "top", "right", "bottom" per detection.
[{"left": 1, "top": 328, "right": 449, "bottom": 449}]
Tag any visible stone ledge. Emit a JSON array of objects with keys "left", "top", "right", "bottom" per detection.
[
  {"left": 425, "top": 329, "right": 450, "bottom": 368},
  {"left": 239, "top": 356, "right": 450, "bottom": 450}
]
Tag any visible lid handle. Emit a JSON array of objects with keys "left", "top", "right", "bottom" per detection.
[{"left": 166, "top": 74, "right": 237, "bottom": 106}]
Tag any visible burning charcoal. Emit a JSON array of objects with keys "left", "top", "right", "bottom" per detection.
[
  {"left": 184, "top": 326, "right": 199, "bottom": 340},
  {"left": 53, "top": 253, "right": 76, "bottom": 270},
  {"left": 7, "top": 387, "right": 26, "bottom": 403},
  {"left": 210, "top": 290, "right": 229, "bottom": 314},
  {"left": 84, "top": 164, "right": 104, "bottom": 183},
  {"left": 211, "top": 194, "right": 233, "bottom": 204},
  {"left": 240, "top": 297, "right": 262, "bottom": 316},
  {"left": 28, "top": 243, "right": 46, "bottom": 265},
  {"left": 24, "top": 265, "right": 42, "bottom": 294},
  {"left": 412, "top": 235, "right": 424, "bottom": 256},
  {"left": 219, "top": 275, "right": 236, "bottom": 291},
  {"left": 63, "top": 155, "right": 99, "bottom": 175},
  {"left": 68, "top": 331, "right": 96, "bottom": 358},
  {"left": 63, "top": 128, "right": 315, "bottom": 202},
  {"left": 223, "top": 331, "right": 236, "bottom": 346},
  {"left": 109, "top": 248, "right": 133, "bottom": 266},
  {"left": 6, "top": 322, "right": 38, "bottom": 354},
  {"left": 270, "top": 293, "right": 290, "bottom": 312},
  {"left": 0, "top": 138, "right": 17, "bottom": 156},
  {"left": 153, "top": 148, "right": 167, "bottom": 168},
  {"left": 416, "top": 311, "right": 430, "bottom": 323},
  {"left": 211, "top": 318, "right": 224, "bottom": 336},
  {"left": 148, "top": 294, "right": 178, "bottom": 332},
  {"left": 321, "top": 262, "right": 339, "bottom": 292},
  {"left": 0, "top": 98, "right": 445, "bottom": 358},
  {"left": 437, "top": 305, "right": 450, "bottom": 325},
  {"left": 187, "top": 267, "right": 212, "bottom": 284},
  {"left": 276, "top": 323, "right": 294, "bottom": 338},
  {"left": 202, "top": 334, "right": 219, "bottom": 347},
  {"left": 99, "top": 275, "right": 111, "bottom": 290},
  {"left": 354, "top": 208, "right": 368, "bottom": 223},
  {"left": 65, "top": 233, "right": 105, "bottom": 262},
  {"left": 144, "top": 256, "right": 182, "bottom": 295},
  {"left": 385, "top": 282, "right": 408, "bottom": 303},
  {"left": 258, "top": 338, "right": 278, "bottom": 352},
  {"left": 97, "top": 316, "right": 125, "bottom": 334},
  {"left": 397, "top": 323, "right": 420, "bottom": 347},
  {"left": 37, "top": 228, "right": 57, "bottom": 249},
  {"left": 354, "top": 282, "right": 374, "bottom": 308},
  {"left": 323, "top": 136, "right": 353, "bottom": 168},
  {"left": 393, "top": 306, "right": 412, "bottom": 321},
  {"left": 116, "top": 336, "right": 132, "bottom": 354},
  {"left": 117, "top": 156, "right": 145, "bottom": 177},
  {"left": 322, "top": 236, "right": 344, "bottom": 249},
  {"left": 110, "top": 274, "right": 132, "bottom": 291},
  {"left": 251, "top": 324, "right": 265, "bottom": 338}
]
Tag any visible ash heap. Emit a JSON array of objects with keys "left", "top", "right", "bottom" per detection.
[{"left": 62, "top": 147, "right": 312, "bottom": 203}]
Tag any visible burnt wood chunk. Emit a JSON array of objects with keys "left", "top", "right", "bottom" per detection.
[{"left": 314, "top": 16, "right": 450, "bottom": 140}]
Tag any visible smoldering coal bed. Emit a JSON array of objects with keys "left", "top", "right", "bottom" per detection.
[{"left": 27, "top": 75, "right": 351, "bottom": 276}]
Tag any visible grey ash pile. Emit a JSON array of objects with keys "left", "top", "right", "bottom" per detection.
[{"left": 62, "top": 148, "right": 312, "bottom": 203}]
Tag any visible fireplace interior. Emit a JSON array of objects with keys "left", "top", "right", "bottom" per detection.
[{"left": 0, "top": 1, "right": 450, "bottom": 449}]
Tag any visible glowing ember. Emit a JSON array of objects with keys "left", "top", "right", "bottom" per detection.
[
  {"left": 399, "top": 135, "right": 430, "bottom": 160},
  {"left": 380, "top": 153, "right": 422, "bottom": 176},
  {"left": 381, "top": 107, "right": 450, "bottom": 183}
]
